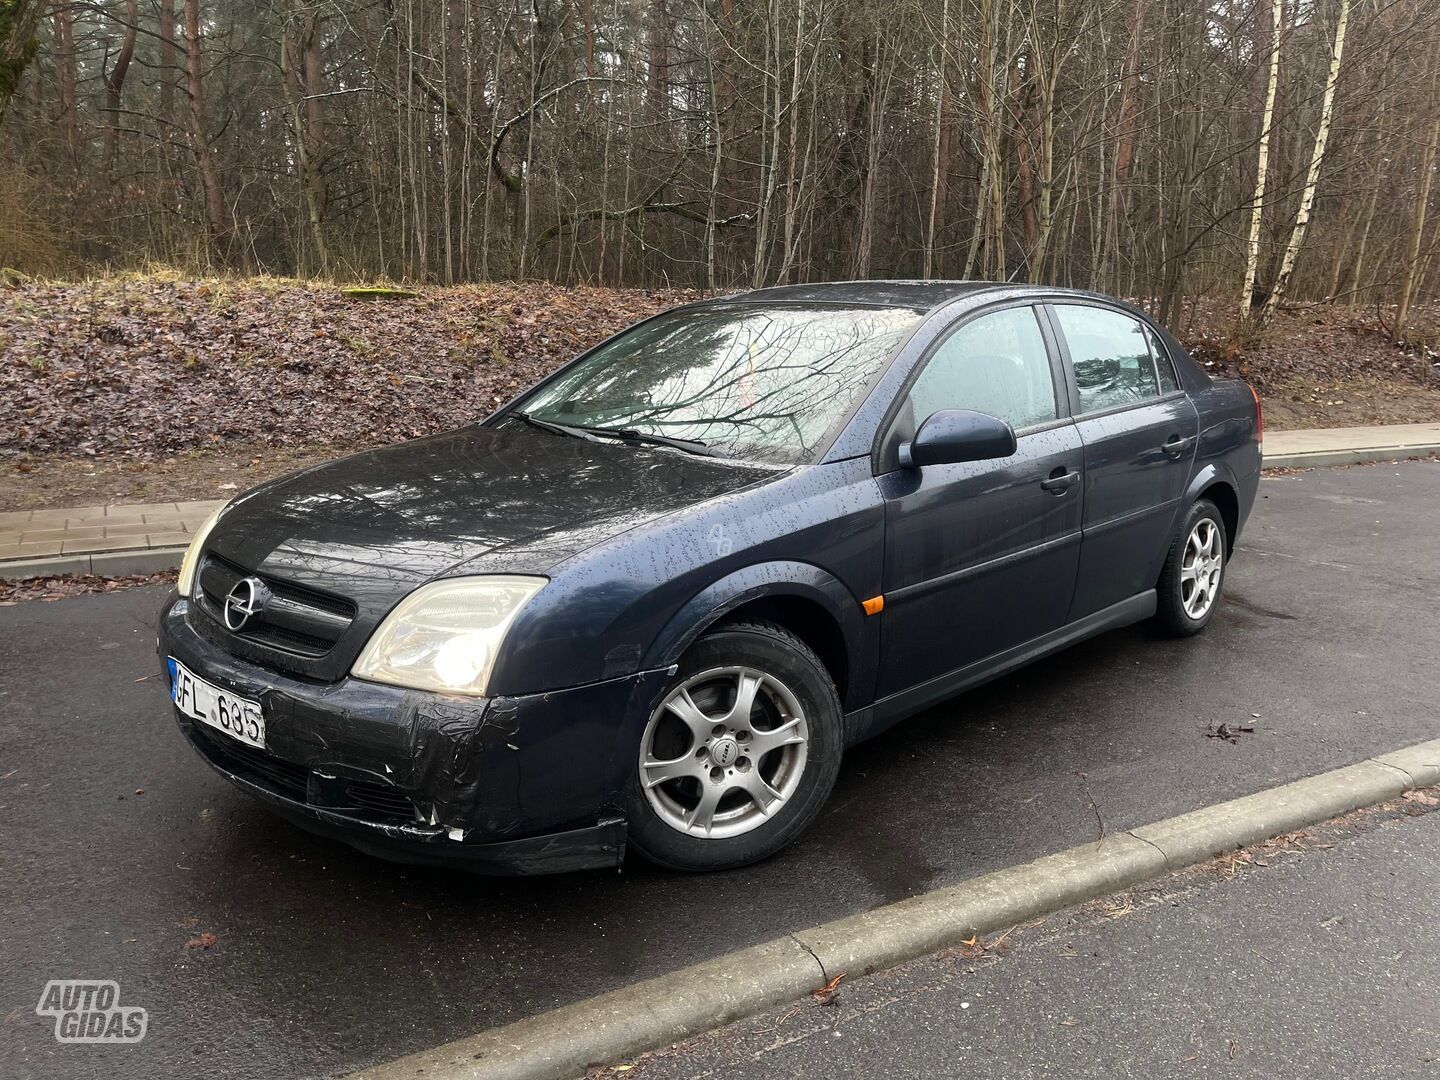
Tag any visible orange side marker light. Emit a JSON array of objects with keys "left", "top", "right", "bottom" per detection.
[{"left": 862, "top": 595, "right": 885, "bottom": 616}]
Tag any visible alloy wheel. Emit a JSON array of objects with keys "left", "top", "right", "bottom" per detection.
[
  {"left": 1180, "top": 518, "right": 1223, "bottom": 619},
  {"left": 640, "top": 666, "right": 810, "bottom": 839}
]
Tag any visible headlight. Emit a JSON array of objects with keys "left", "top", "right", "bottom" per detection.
[
  {"left": 351, "top": 576, "right": 547, "bottom": 696},
  {"left": 177, "top": 505, "right": 227, "bottom": 597}
]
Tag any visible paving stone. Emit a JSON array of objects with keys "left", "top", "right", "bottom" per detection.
[
  {"left": 22, "top": 526, "right": 106, "bottom": 543},
  {"left": 63, "top": 536, "right": 148, "bottom": 554},
  {"left": 18, "top": 510, "right": 71, "bottom": 528},
  {"left": 97, "top": 506, "right": 151, "bottom": 524},
  {"left": 0, "top": 542, "right": 62, "bottom": 561}
]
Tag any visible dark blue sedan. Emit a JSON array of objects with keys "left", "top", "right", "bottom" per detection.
[{"left": 159, "top": 281, "right": 1262, "bottom": 873}]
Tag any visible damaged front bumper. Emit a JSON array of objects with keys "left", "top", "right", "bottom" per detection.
[{"left": 159, "top": 595, "right": 671, "bottom": 875}]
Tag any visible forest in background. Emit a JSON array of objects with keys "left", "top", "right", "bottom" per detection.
[{"left": 1, "top": 0, "right": 1440, "bottom": 339}]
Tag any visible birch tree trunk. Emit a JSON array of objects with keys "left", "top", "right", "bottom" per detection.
[
  {"left": 1238, "top": 0, "right": 1282, "bottom": 325},
  {"left": 1259, "top": 0, "right": 1350, "bottom": 328}
]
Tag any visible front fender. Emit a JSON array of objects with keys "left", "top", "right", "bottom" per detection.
[{"left": 643, "top": 560, "right": 875, "bottom": 711}]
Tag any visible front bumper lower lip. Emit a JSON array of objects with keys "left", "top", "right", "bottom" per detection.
[
  {"left": 176, "top": 716, "right": 627, "bottom": 875},
  {"left": 161, "top": 594, "right": 665, "bottom": 875},
  {"left": 187, "top": 734, "right": 627, "bottom": 874}
]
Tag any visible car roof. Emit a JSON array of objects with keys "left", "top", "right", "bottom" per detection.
[{"left": 725, "top": 279, "right": 1004, "bottom": 311}]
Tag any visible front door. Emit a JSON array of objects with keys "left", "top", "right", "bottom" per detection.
[
  {"left": 876, "top": 304, "right": 1084, "bottom": 701},
  {"left": 1046, "top": 303, "right": 1200, "bottom": 620}
]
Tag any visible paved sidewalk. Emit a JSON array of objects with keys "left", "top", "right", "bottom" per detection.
[
  {"left": 0, "top": 499, "right": 223, "bottom": 578},
  {"left": 1, "top": 421, "right": 1437, "bottom": 579},
  {"left": 1263, "top": 420, "right": 1440, "bottom": 468}
]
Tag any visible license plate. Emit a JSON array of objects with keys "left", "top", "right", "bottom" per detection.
[{"left": 168, "top": 657, "right": 266, "bottom": 750}]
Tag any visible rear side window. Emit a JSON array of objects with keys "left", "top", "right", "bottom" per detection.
[
  {"left": 908, "top": 306, "right": 1058, "bottom": 431},
  {"left": 1143, "top": 323, "right": 1181, "bottom": 394},
  {"left": 1054, "top": 305, "right": 1159, "bottom": 413}
]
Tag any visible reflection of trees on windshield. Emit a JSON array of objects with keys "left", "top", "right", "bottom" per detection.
[{"left": 523, "top": 305, "right": 919, "bottom": 464}]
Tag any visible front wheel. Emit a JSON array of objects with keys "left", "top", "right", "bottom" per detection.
[
  {"left": 1154, "top": 499, "right": 1227, "bottom": 636},
  {"left": 624, "top": 620, "right": 843, "bottom": 872}
]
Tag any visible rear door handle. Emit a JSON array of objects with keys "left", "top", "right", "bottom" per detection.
[
  {"left": 1162, "top": 435, "right": 1196, "bottom": 459},
  {"left": 1040, "top": 469, "right": 1080, "bottom": 494}
]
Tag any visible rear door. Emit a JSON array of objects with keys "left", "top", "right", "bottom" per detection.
[
  {"left": 875, "top": 303, "right": 1084, "bottom": 700},
  {"left": 1046, "top": 303, "right": 1198, "bottom": 621}
]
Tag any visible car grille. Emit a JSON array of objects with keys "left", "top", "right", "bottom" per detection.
[
  {"left": 190, "top": 725, "right": 419, "bottom": 824},
  {"left": 196, "top": 553, "right": 357, "bottom": 658}
]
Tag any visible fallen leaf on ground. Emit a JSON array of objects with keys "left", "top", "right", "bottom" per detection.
[
  {"left": 811, "top": 972, "right": 845, "bottom": 1005},
  {"left": 184, "top": 932, "right": 218, "bottom": 949},
  {"left": 1205, "top": 723, "right": 1256, "bottom": 744}
]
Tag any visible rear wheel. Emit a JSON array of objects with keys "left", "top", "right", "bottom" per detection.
[
  {"left": 1154, "top": 499, "right": 1227, "bottom": 636},
  {"left": 625, "top": 620, "right": 843, "bottom": 872}
]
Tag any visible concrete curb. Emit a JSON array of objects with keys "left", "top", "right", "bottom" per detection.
[
  {"left": 1262, "top": 444, "right": 1440, "bottom": 470},
  {"left": 346, "top": 736, "right": 1440, "bottom": 1080},
  {"left": 0, "top": 546, "right": 185, "bottom": 581}
]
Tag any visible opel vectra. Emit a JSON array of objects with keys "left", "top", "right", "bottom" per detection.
[{"left": 160, "top": 281, "right": 1262, "bottom": 874}]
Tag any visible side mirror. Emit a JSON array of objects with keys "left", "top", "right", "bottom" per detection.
[{"left": 898, "top": 409, "right": 1017, "bottom": 469}]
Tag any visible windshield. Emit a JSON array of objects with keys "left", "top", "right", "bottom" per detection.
[{"left": 513, "top": 304, "right": 920, "bottom": 465}]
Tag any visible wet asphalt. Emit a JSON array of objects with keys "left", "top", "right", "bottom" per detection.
[
  {"left": 621, "top": 781, "right": 1440, "bottom": 1078},
  {"left": 1, "top": 461, "right": 1437, "bottom": 1080}
]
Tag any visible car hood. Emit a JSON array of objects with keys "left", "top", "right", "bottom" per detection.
[{"left": 206, "top": 424, "right": 778, "bottom": 614}]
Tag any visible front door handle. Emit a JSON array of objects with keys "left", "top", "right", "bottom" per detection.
[
  {"left": 1162, "top": 434, "right": 1197, "bottom": 459},
  {"left": 1040, "top": 469, "right": 1080, "bottom": 494}
]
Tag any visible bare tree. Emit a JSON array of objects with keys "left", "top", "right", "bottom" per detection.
[{"left": 1259, "top": 0, "right": 1351, "bottom": 328}]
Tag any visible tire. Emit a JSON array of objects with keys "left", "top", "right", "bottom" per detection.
[
  {"left": 1154, "top": 498, "right": 1228, "bottom": 637},
  {"left": 624, "top": 619, "right": 844, "bottom": 872}
]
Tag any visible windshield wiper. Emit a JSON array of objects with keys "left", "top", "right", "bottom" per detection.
[
  {"left": 582, "top": 426, "right": 726, "bottom": 458},
  {"left": 512, "top": 412, "right": 606, "bottom": 443},
  {"left": 515, "top": 412, "right": 724, "bottom": 458}
]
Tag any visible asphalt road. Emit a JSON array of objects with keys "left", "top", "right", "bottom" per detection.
[
  {"left": 618, "top": 788, "right": 1440, "bottom": 1079},
  {"left": 2, "top": 461, "right": 1437, "bottom": 1080}
]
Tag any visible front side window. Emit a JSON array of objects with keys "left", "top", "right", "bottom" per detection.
[
  {"left": 517, "top": 304, "right": 920, "bottom": 465},
  {"left": 1054, "top": 305, "right": 1159, "bottom": 413},
  {"left": 907, "top": 306, "right": 1057, "bottom": 430}
]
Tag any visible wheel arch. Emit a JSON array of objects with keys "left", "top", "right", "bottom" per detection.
[
  {"left": 643, "top": 562, "right": 873, "bottom": 711},
  {"left": 1185, "top": 462, "right": 1241, "bottom": 556}
]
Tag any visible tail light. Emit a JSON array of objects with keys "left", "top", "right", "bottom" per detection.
[{"left": 1248, "top": 383, "right": 1263, "bottom": 445}]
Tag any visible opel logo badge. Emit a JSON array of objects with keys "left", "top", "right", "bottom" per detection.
[{"left": 224, "top": 576, "right": 271, "bottom": 632}]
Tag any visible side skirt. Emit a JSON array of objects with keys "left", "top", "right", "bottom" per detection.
[{"left": 844, "top": 590, "right": 1157, "bottom": 745}]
